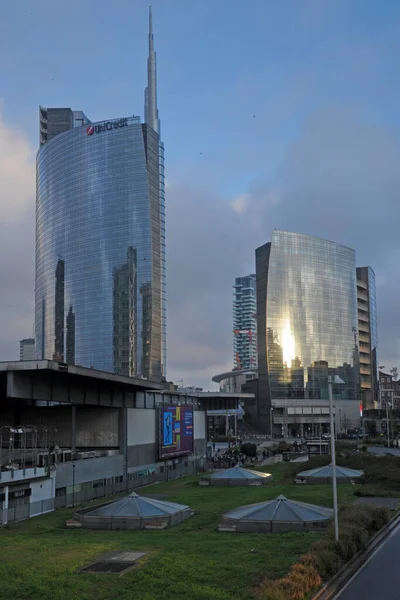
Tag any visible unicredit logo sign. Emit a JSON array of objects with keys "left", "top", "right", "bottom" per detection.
[{"left": 86, "top": 118, "right": 128, "bottom": 136}]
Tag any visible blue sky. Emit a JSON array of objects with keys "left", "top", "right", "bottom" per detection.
[
  {"left": 3, "top": 0, "right": 400, "bottom": 167},
  {"left": 1, "top": 0, "right": 400, "bottom": 387}
]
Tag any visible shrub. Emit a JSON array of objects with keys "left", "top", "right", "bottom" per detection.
[
  {"left": 338, "top": 524, "right": 369, "bottom": 553},
  {"left": 277, "top": 441, "right": 291, "bottom": 454},
  {"left": 337, "top": 504, "right": 389, "bottom": 533},
  {"left": 254, "top": 504, "right": 390, "bottom": 599},
  {"left": 310, "top": 539, "right": 345, "bottom": 579},
  {"left": 240, "top": 442, "right": 257, "bottom": 457},
  {"left": 254, "top": 561, "right": 321, "bottom": 600}
]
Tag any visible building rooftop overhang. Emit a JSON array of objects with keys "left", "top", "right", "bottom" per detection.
[
  {"left": 212, "top": 368, "right": 258, "bottom": 384},
  {"left": 0, "top": 360, "right": 161, "bottom": 391},
  {"left": 146, "top": 389, "right": 255, "bottom": 408},
  {"left": 190, "top": 392, "right": 254, "bottom": 399}
]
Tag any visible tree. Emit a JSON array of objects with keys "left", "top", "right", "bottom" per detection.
[
  {"left": 342, "top": 415, "right": 350, "bottom": 433},
  {"left": 391, "top": 367, "right": 399, "bottom": 381},
  {"left": 240, "top": 443, "right": 257, "bottom": 457}
]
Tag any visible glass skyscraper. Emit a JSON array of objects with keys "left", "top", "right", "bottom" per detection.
[
  {"left": 35, "top": 9, "right": 165, "bottom": 382},
  {"left": 233, "top": 274, "right": 257, "bottom": 369},
  {"left": 255, "top": 230, "right": 361, "bottom": 435}
]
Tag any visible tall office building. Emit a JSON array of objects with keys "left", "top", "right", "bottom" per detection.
[
  {"left": 35, "top": 9, "right": 165, "bottom": 382},
  {"left": 19, "top": 338, "right": 35, "bottom": 361},
  {"left": 255, "top": 230, "right": 361, "bottom": 435},
  {"left": 233, "top": 274, "right": 257, "bottom": 369},
  {"left": 356, "top": 266, "right": 378, "bottom": 409}
]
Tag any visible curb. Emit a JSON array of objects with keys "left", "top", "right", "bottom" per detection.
[{"left": 312, "top": 512, "right": 400, "bottom": 599}]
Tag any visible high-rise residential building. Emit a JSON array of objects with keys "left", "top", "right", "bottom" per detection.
[
  {"left": 35, "top": 8, "right": 165, "bottom": 382},
  {"left": 233, "top": 274, "right": 257, "bottom": 369},
  {"left": 255, "top": 230, "right": 361, "bottom": 436},
  {"left": 19, "top": 338, "right": 35, "bottom": 361},
  {"left": 356, "top": 266, "right": 378, "bottom": 409}
]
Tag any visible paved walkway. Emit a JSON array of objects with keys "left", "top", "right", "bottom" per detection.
[{"left": 368, "top": 445, "right": 400, "bottom": 457}]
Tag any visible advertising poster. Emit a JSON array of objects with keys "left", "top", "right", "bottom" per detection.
[{"left": 159, "top": 405, "right": 193, "bottom": 458}]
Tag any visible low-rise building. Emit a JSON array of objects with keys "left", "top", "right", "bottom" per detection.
[{"left": 0, "top": 361, "right": 251, "bottom": 525}]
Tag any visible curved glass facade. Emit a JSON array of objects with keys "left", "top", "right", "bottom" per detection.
[
  {"left": 35, "top": 116, "right": 163, "bottom": 381},
  {"left": 260, "top": 231, "right": 359, "bottom": 403}
]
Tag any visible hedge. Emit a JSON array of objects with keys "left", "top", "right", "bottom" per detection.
[
  {"left": 254, "top": 505, "right": 389, "bottom": 600},
  {"left": 284, "top": 452, "right": 400, "bottom": 491}
]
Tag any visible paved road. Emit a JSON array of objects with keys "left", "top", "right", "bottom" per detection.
[{"left": 335, "top": 522, "right": 400, "bottom": 599}]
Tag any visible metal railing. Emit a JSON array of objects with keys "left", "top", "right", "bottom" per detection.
[{"left": 1, "top": 458, "right": 204, "bottom": 525}]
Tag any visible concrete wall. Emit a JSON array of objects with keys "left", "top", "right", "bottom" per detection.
[
  {"left": 5, "top": 370, "right": 135, "bottom": 408},
  {"left": 0, "top": 467, "right": 48, "bottom": 485},
  {"left": 75, "top": 408, "right": 119, "bottom": 447},
  {"left": 193, "top": 438, "right": 206, "bottom": 457},
  {"left": 126, "top": 408, "right": 157, "bottom": 468},
  {"left": 127, "top": 443, "right": 156, "bottom": 468},
  {"left": 30, "top": 475, "right": 55, "bottom": 516},
  {"left": 55, "top": 455, "right": 124, "bottom": 488},
  {"left": 194, "top": 411, "right": 206, "bottom": 440},
  {"left": 127, "top": 408, "right": 156, "bottom": 445}
]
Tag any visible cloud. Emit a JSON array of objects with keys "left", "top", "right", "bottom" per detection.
[
  {"left": 230, "top": 193, "right": 249, "bottom": 216},
  {"left": 0, "top": 106, "right": 35, "bottom": 359},
  {"left": 245, "top": 108, "right": 400, "bottom": 370},
  {"left": 0, "top": 108, "right": 36, "bottom": 222},
  {"left": 165, "top": 182, "right": 256, "bottom": 389},
  {"left": 167, "top": 107, "right": 400, "bottom": 389}
]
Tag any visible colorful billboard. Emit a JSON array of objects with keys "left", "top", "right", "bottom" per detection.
[{"left": 159, "top": 405, "right": 194, "bottom": 459}]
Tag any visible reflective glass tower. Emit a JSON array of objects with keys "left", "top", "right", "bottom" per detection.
[
  {"left": 35, "top": 9, "right": 165, "bottom": 382},
  {"left": 256, "top": 230, "right": 360, "bottom": 433}
]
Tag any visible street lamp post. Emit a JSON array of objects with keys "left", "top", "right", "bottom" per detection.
[
  {"left": 328, "top": 375, "right": 345, "bottom": 542},
  {"left": 72, "top": 463, "right": 76, "bottom": 508},
  {"left": 386, "top": 400, "right": 391, "bottom": 449}
]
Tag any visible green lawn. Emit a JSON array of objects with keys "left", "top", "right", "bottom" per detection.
[{"left": 0, "top": 464, "right": 359, "bottom": 600}]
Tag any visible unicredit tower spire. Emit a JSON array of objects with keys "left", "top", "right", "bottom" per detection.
[{"left": 145, "top": 5, "right": 160, "bottom": 134}]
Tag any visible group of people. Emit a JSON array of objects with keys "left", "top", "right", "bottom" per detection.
[{"left": 206, "top": 443, "right": 261, "bottom": 469}]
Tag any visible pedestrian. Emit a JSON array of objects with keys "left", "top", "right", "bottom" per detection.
[
  {"left": 212, "top": 442, "right": 216, "bottom": 453},
  {"left": 262, "top": 449, "right": 266, "bottom": 460}
]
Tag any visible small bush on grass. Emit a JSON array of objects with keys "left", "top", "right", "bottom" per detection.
[
  {"left": 253, "top": 504, "right": 389, "bottom": 600},
  {"left": 241, "top": 442, "right": 257, "bottom": 457},
  {"left": 254, "top": 561, "right": 321, "bottom": 600}
]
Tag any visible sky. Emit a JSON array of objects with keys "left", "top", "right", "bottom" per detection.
[{"left": 1, "top": 0, "right": 400, "bottom": 389}]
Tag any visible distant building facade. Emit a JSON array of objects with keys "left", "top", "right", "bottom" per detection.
[
  {"left": 356, "top": 267, "right": 378, "bottom": 409},
  {"left": 378, "top": 370, "right": 400, "bottom": 410},
  {"left": 212, "top": 368, "right": 258, "bottom": 394},
  {"left": 255, "top": 230, "right": 361, "bottom": 436},
  {"left": 233, "top": 274, "right": 257, "bottom": 369},
  {"left": 19, "top": 338, "right": 35, "bottom": 361},
  {"left": 176, "top": 386, "right": 204, "bottom": 394}
]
